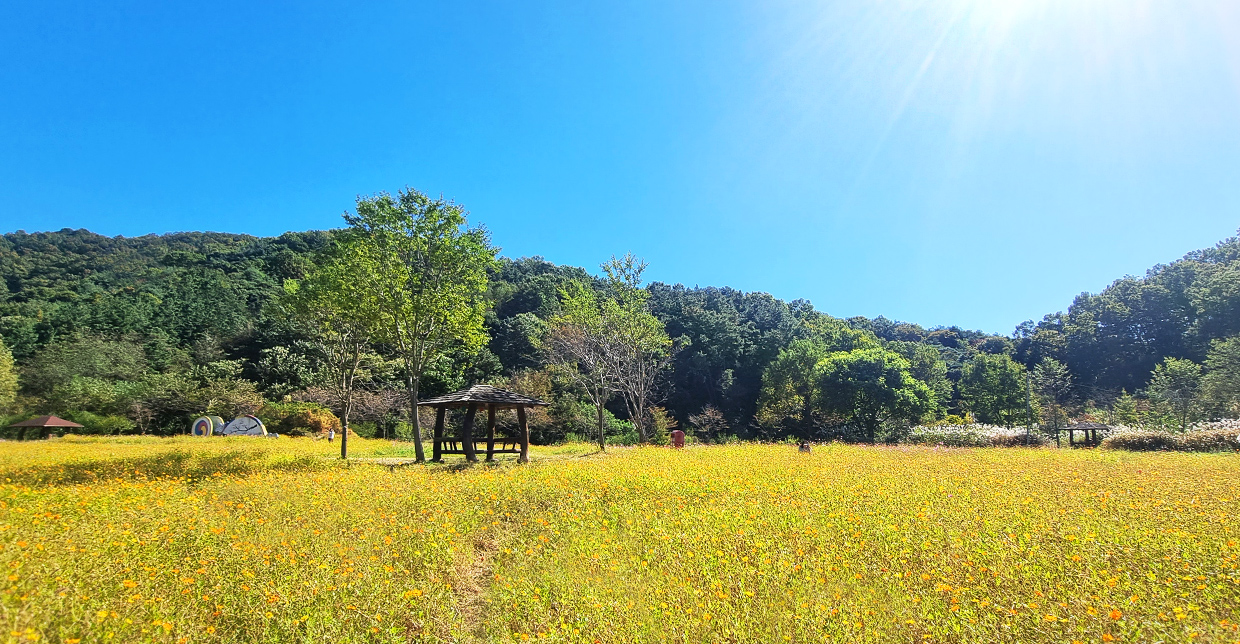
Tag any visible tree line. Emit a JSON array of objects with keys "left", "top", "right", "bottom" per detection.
[{"left": 1, "top": 191, "right": 1237, "bottom": 445}]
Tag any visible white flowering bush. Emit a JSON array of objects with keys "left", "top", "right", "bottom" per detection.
[
  {"left": 1191, "top": 418, "right": 1240, "bottom": 433},
  {"left": 905, "top": 424, "right": 1050, "bottom": 448},
  {"left": 1101, "top": 419, "right": 1240, "bottom": 452}
]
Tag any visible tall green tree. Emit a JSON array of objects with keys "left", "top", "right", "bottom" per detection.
[
  {"left": 756, "top": 338, "right": 831, "bottom": 434},
  {"left": 344, "top": 189, "right": 497, "bottom": 462},
  {"left": 959, "top": 353, "right": 1027, "bottom": 427},
  {"left": 283, "top": 243, "right": 381, "bottom": 459},
  {"left": 1201, "top": 336, "right": 1240, "bottom": 418},
  {"left": 756, "top": 319, "right": 877, "bottom": 435},
  {"left": 647, "top": 284, "right": 802, "bottom": 431},
  {"left": 1147, "top": 357, "right": 1202, "bottom": 431},
  {"left": 546, "top": 282, "right": 616, "bottom": 451},
  {"left": 22, "top": 335, "right": 148, "bottom": 395},
  {"left": 816, "top": 348, "right": 934, "bottom": 443},
  {"left": 887, "top": 341, "right": 950, "bottom": 418},
  {"left": 601, "top": 253, "right": 673, "bottom": 444},
  {"left": 0, "top": 339, "right": 17, "bottom": 413},
  {"left": 1032, "top": 357, "right": 1073, "bottom": 433}
]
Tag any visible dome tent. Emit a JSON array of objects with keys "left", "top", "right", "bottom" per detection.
[{"left": 221, "top": 415, "right": 267, "bottom": 436}]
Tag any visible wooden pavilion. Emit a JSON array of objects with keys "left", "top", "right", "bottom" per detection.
[
  {"left": 7, "top": 415, "right": 84, "bottom": 440},
  {"left": 417, "top": 385, "right": 549, "bottom": 464},
  {"left": 1059, "top": 422, "right": 1110, "bottom": 448}
]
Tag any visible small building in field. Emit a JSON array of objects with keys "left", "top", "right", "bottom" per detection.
[
  {"left": 1059, "top": 422, "right": 1110, "bottom": 448},
  {"left": 7, "top": 415, "right": 85, "bottom": 440},
  {"left": 418, "top": 385, "right": 549, "bottom": 463}
]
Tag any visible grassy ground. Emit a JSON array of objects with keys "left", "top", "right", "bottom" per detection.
[{"left": 1, "top": 439, "right": 1237, "bottom": 643}]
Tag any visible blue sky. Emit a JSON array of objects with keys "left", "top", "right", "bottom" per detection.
[{"left": 2, "top": 0, "right": 1238, "bottom": 334}]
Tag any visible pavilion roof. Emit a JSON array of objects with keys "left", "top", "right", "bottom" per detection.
[
  {"left": 417, "top": 385, "right": 549, "bottom": 409},
  {"left": 7, "top": 415, "right": 85, "bottom": 428}
]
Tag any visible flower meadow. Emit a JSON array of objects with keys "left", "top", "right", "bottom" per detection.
[{"left": 2, "top": 439, "right": 1238, "bottom": 643}]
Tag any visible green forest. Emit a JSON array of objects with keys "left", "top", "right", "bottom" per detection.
[{"left": 1, "top": 189, "right": 1238, "bottom": 446}]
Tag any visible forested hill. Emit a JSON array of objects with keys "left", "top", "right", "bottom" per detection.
[
  {"left": 0, "top": 226, "right": 1238, "bottom": 437},
  {"left": 1014, "top": 231, "right": 1240, "bottom": 400},
  {"left": 0, "top": 229, "right": 330, "bottom": 359}
]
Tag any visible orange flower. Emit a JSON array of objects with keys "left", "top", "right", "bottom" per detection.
[{"left": 1109, "top": 609, "right": 1123, "bottom": 620}]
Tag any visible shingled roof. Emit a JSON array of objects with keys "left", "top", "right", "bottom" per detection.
[
  {"left": 7, "top": 415, "right": 85, "bottom": 428},
  {"left": 417, "top": 384, "right": 549, "bottom": 409}
]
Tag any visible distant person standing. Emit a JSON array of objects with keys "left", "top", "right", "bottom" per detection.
[
  {"left": 671, "top": 429, "right": 686, "bottom": 448},
  {"left": 328, "top": 429, "right": 335, "bottom": 443},
  {"left": 798, "top": 441, "right": 811, "bottom": 453}
]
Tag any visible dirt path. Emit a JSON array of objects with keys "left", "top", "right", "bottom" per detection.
[{"left": 448, "top": 521, "right": 518, "bottom": 642}]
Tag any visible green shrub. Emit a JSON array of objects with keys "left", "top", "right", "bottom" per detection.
[
  {"left": 257, "top": 402, "right": 340, "bottom": 437},
  {"left": 392, "top": 421, "right": 414, "bottom": 440},
  {"left": 907, "top": 425, "right": 991, "bottom": 447},
  {"left": 61, "top": 411, "right": 137, "bottom": 436},
  {"left": 349, "top": 421, "right": 379, "bottom": 439},
  {"left": 926, "top": 413, "right": 975, "bottom": 427},
  {"left": 609, "top": 420, "right": 639, "bottom": 446}
]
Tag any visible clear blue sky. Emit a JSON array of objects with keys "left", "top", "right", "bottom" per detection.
[{"left": 2, "top": 0, "right": 1239, "bottom": 334}]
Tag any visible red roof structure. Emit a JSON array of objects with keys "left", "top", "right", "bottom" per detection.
[{"left": 7, "top": 415, "right": 84, "bottom": 428}]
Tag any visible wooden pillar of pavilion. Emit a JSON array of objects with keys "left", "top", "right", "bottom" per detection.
[
  {"left": 432, "top": 408, "right": 446, "bottom": 462},
  {"left": 518, "top": 406, "right": 530, "bottom": 464},
  {"left": 486, "top": 405, "right": 497, "bottom": 462},
  {"left": 461, "top": 404, "right": 478, "bottom": 462}
]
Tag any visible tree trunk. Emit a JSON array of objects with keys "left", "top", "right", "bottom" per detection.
[
  {"left": 340, "top": 381, "right": 350, "bottom": 459},
  {"left": 408, "top": 376, "right": 425, "bottom": 462},
  {"left": 802, "top": 393, "right": 814, "bottom": 440},
  {"left": 634, "top": 398, "right": 648, "bottom": 444},
  {"left": 340, "top": 397, "right": 352, "bottom": 460},
  {"left": 623, "top": 392, "right": 647, "bottom": 444},
  {"left": 595, "top": 391, "right": 606, "bottom": 452},
  {"left": 340, "top": 362, "right": 355, "bottom": 460}
]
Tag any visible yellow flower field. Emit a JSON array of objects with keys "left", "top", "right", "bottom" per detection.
[{"left": 2, "top": 438, "right": 1238, "bottom": 643}]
